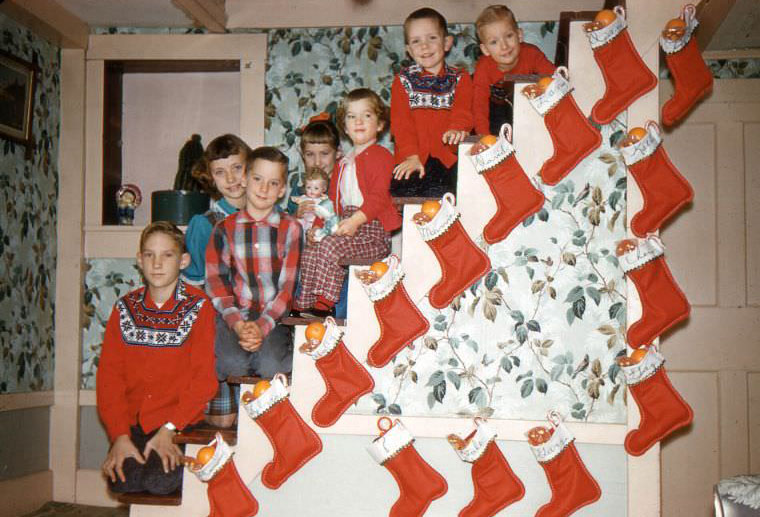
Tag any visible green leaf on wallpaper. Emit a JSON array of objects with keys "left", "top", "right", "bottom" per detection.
[
  {"left": 540, "top": 21, "right": 556, "bottom": 37},
  {"left": 447, "top": 370, "right": 461, "bottom": 390},
  {"left": 537, "top": 208, "right": 549, "bottom": 222},
  {"left": 609, "top": 302, "right": 624, "bottom": 320},
  {"left": 567, "top": 307, "right": 575, "bottom": 325},
  {"left": 587, "top": 286, "right": 601, "bottom": 306},
  {"left": 501, "top": 356, "right": 513, "bottom": 373},
  {"left": 520, "top": 379, "right": 534, "bottom": 398},
  {"left": 536, "top": 378, "right": 548, "bottom": 394},
  {"left": 565, "top": 285, "right": 584, "bottom": 303},
  {"left": 515, "top": 370, "right": 533, "bottom": 383},
  {"left": 522, "top": 214, "right": 535, "bottom": 227},
  {"left": 433, "top": 381, "right": 446, "bottom": 403},
  {"left": 608, "top": 362, "right": 621, "bottom": 383},
  {"left": 484, "top": 271, "right": 498, "bottom": 290},
  {"left": 515, "top": 325, "right": 528, "bottom": 344},
  {"left": 573, "top": 297, "right": 586, "bottom": 320},
  {"left": 527, "top": 320, "right": 541, "bottom": 332},
  {"left": 616, "top": 177, "right": 627, "bottom": 190},
  {"left": 427, "top": 370, "right": 445, "bottom": 386},
  {"left": 372, "top": 393, "right": 386, "bottom": 406},
  {"left": 609, "top": 130, "right": 625, "bottom": 148},
  {"left": 388, "top": 404, "right": 401, "bottom": 415},
  {"left": 551, "top": 364, "right": 564, "bottom": 381},
  {"left": 609, "top": 190, "right": 622, "bottom": 210},
  {"left": 469, "top": 386, "right": 487, "bottom": 407}
]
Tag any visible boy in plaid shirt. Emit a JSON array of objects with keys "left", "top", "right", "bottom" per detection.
[{"left": 205, "top": 146, "right": 302, "bottom": 427}]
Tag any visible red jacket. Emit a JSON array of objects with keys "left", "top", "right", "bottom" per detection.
[
  {"left": 328, "top": 144, "right": 402, "bottom": 232},
  {"left": 391, "top": 64, "right": 474, "bottom": 168},
  {"left": 473, "top": 43, "right": 556, "bottom": 135},
  {"left": 96, "top": 281, "right": 217, "bottom": 442}
]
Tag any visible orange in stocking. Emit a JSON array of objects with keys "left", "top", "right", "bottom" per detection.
[
  {"left": 586, "top": 7, "right": 657, "bottom": 125},
  {"left": 660, "top": 5, "right": 713, "bottom": 126}
]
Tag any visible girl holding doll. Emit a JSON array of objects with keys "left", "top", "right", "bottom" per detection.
[{"left": 295, "top": 88, "right": 401, "bottom": 314}]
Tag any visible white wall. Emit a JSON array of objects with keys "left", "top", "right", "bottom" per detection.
[{"left": 122, "top": 71, "right": 241, "bottom": 225}]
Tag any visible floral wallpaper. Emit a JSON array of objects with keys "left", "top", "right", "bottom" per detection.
[
  {"left": 81, "top": 259, "right": 141, "bottom": 389},
  {"left": 355, "top": 120, "right": 629, "bottom": 424},
  {"left": 0, "top": 14, "right": 60, "bottom": 394}
]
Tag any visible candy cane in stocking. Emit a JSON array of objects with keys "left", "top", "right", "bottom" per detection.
[
  {"left": 415, "top": 193, "right": 491, "bottom": 309},
  {"left": 468, "top": 123, "right": 544, "bottom": 244},
  {"left": 368, "top": 418, "right": 448, "bottom": 517},
  {"left": 357, "top": 255, "right": 429, "bottom": 368},
  {"left": 619, "top": 346, "right": 693, "bottom": 456},
  {"left": 448, "top": 419, "right": 524, "bottom": 517},
  {"left": 242, "top": 374, "right": 322, "bottom": 489},
  {"left": 300, "top": 317, "right": 374, "bottom": 427},
  {"left": 620, "top": 121, "right": 693, "bottom": 238},
  {"left": 522, "top": 67, "right": 601, "bottom": 185},
  {"left": 660, "top": 4, "right": 713, "bottom": 127},
  {"left": 584, "top": 7, "right": 657, "bottom": 125},
  {"left": 617, "top": 235, "right": 690, "bottom": 347},
  {"left": 528, "top": 412, "right": 601, "bottom": 517},
  {"left": 186, "top": 434, "right": 258, "bottom": 517}
]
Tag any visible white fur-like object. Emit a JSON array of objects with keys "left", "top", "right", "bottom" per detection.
[{"left": 718, "top": 475, "right": 760, "bottom": 510}]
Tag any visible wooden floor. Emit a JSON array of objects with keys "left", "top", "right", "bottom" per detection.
[{"left": 21, "top": 502, "right": 127, "bottom": 517}]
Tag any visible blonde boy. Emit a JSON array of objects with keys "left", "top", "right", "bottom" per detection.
[
  {"left": 98, "top": 222, "right": 217, "bottom": 494},
  {"left": 473, "top": 4, "right": 556, "bottom": 135}
]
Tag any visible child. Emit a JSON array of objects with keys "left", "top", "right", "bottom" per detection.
[
  {"left": 390, "top": 7, "right": 473, "bottom": 198},
  {"left": 97, "top": 222, "right": 217, "bottom": 495},
  {"left": 296, "top": 88, "right": 402, "bottom": 313},
  {"left": 205, "top": 146, "right": 301, "bottom": 427},
  {"left": 181, "top": 134, "right": 251, "bottom": 286},
  {"left": 473, "top": 5, "right": 556, "bottom": 135},
  {"left": 287, "top": 115, "right": 342, "bottom": 217},
  {"left": 290, "top": 167, "right": 336, "bottom": 237}
]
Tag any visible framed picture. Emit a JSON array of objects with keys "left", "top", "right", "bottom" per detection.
[{"left": 0, "top": 49, "right": 37, "bottom": 154}]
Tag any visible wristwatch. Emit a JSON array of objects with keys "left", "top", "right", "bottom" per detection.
[{"left": 163, "top": 422, "right": 177, "bottom": 432}]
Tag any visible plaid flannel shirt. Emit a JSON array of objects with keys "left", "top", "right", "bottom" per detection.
[{"left": 205, "top": 207, "right": 302, "bottom": 337}]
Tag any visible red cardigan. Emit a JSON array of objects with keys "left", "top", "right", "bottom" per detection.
[
  {"left": 328, "top": 144, "right": 402, "bottom": 232},
  {"left": 473, "top": 43, "right": 556, "bottom": 135},
  {"left": 96, "top": 282, "right": 217, "bottom": 442},
  {"left": 391, "top": 65, "right": 474, "bottom": 168}
]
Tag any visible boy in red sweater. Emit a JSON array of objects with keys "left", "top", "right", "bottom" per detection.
[
  {"left": 98, "top": 222, "right": 217, "bottom": 495},
  {"left": 473, "top": 5, "right": 556, "bottom": 135},
  {"left": 390, "top": 7, "right": 473, "bottom": 198}
]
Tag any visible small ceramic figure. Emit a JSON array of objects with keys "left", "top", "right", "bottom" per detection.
[{"left": 117, "top": 184, "right": 142, "bottom": 225}]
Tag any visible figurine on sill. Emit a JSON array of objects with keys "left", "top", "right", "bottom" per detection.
[{"left": 116, "top": 184, "right": 142, "bottom": 226}]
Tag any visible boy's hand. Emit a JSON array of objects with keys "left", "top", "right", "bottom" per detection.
[
  {"left": 234, "top": 321, "right": 263, "bottom": 351},
  {"left": 393, "top": 155, "right": 425, "bottom": 180},
  {"left": 296, "top": 200, "right": 316, "bottom": 218},
  {"left": 442, "top": 130, "right": 468, "bottom": 146},
  {"left": 144, "top": 426, "right": 183, "bottom": 474},
  {"left": 103, "top": 434, "right": 144, "bottom": 483}
]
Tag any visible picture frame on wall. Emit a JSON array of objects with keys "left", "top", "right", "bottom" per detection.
[{"left": 0, "top": 49, "right": 37, "bottom": 157}]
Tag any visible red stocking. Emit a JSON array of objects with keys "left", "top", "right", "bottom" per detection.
[
  {"left": 620, "top": 347, "right": 693, "bottom": 456},
  {"left": 469, "top": 123, "right": 544, "bottom": 243},
  {"left": 449, "top": 419, "right": 524, "bottom": 517},
  {"left": 368, "top": 418, "right": 448, "bottom": 517},
  {"left": 189, "top": 434, "right": 258, "bottom": 517},
  {"left": 302, "top": 317, "right": 374, "bottom": 427},
  {"left": 525, "top": 68, "right": 601, "bottom": 185},
  {"left": 360, "top": 255, "right": 429, "bottom": 368},
  {"left": 621, "top": 121, "right": 693, "bottom": 237},
  {"left": 417, "top": 193, "right": 491, "bottom": 309},
  {"left": 243, "top": 375, "right": 322, "bottom": 489},
  {"left": 207, "top": 461, "right": 259, "bottom": 517},
  {"left": 530, "top": 412, "right": 601, "bottom": 517},
  {"left": 661, "top": 4, "right": 713, "bottom": 127},
  {"left": 586, "top": 6, "right": 657, "bottom": 125},
  {"left": 619, "top": 236, "right": 690, "bottom": 347}
]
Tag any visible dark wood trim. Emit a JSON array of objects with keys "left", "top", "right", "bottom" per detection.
[
  {"left": 173, "top": 423, "right": 237, "bottom": 446},
  {"left": 115, "top": 490, "right": 181, "bottom": 506},
  {"left": 115, "top": 60, "right": 240, "bottom": 74},
  {"left": 102, "top": 61, "right": 123, "bottom": 225}
]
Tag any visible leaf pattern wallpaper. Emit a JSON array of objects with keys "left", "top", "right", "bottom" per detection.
[
  {"left": 0, "top": 14, "right": 60, "bottom": 394},
  {"left": 352, "top": 121, "right": 629, "bottom": 423}
]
